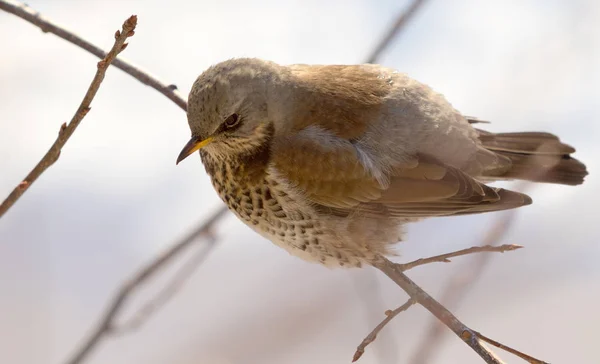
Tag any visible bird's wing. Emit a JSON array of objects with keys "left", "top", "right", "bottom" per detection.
[
  {"left": 285, "top": 64, "right": 394, "bottom": 139},
  {"left": 273, "top": 64, "right": 530, "bottom": 217},
  {"left": 286, "top": 63, "right": 493, "bottom": 175},
  {"left": 271, "top": 132, "right": 530, "bottom": 218}
]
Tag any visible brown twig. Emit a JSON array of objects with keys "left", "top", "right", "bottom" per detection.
[
  {"left": 397, "top": 244, "right": 523, "bottom": 271},
  {"left": 352, "top": 245, "right": 523, "bottom": 361},
  {"left": 355, "top": 243, "right": 540, "bottom": 363},
  {"left": 0, "top": 2, "right": 229, "bottom": 362},
  {"left": 372, "top": 256, "right": 507, "bottom": 364},
  {"left": 352, "top": 243, "right": 521, "bottom": 361},
  {"left": 409, "top": 149, "right": 561, "bottom": 363},
  {"left": 0, "top": 14, "right": 137, "bottom": 219},
  {"left": 475, "top": 331, "right": 549, "bottom": 364},
  {"left": 352, "top": 298, "right": 416, "bottom": 362},
  {"left": 409, "top": 209, "right": 520, "bottom": 364},
  {"left": 0, "top": 0, "right": 187, "bottom": 111},
  {"left": 64, "top": 207, "right": 228, "bottom": 364},
  {"left": 376, "top": 256, "right": 549, "bottom": 364},
  {"left": 365, "top": 0, "right": 428, "bottom": 63}
]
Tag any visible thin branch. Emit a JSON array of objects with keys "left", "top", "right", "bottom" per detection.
[
  {"left": 111, "top": 236, "right": 217, "bottom": 335},
  {"left": 0, "top": 15, "right": 137, "bottom": 219},
  {"left": 352, "top": 245, "right": 525, "bottom": 361},
  {"left": 352, "top": 298, "right": 416, "bottom": 362},
  {"left": 397, "top": 244, "right": 523, "bottom": 271},
  {"left": 365, "top": 0, "right": 428, "bottom": 63},
  {"left": 64, "top": 206, "right": 228, "bottom": 364},
  {"left": 475, "top": 331, "right": 549, "bottom": 364},
  {"left": 352, "top": 243, "right": 521, "bottom": 362},
  {"left": 0, "top": 2, "right": 229, "bottom": 362},
  {"left": 409, "top": 208, "right": 521, "bottom": 363},
  {"left": 409, "top": 149, "right": 561, "bottom": 363},
  {"left": 354, "top": 243, "right": 527, "bottom": 362},
  {"left": 372, "top": 257, "right": 506, "bottom": 364},
  {"left": 0, "top": 0, "right": 187, "bottom": 111}
]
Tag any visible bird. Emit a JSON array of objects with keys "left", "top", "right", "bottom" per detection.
[{"left": 176, "top": 58, "right": 587, "bottom": 268}]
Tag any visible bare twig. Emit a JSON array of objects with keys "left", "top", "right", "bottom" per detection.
[
  {"left": 409, "top": 149, "right": 562, "bottom": 363},
  {"left": 372, "top": 257, "right": 507, "bottom": 364},
  {"left": 365, "top": 0, "right": 428, "bottom": 63},
  {"left": 352, "top": 298, "right": 416, "bottom": 362},
  {"left": 475, "top": 331, "right": 549, "bottom": 364},
  {"left": 353, "top": 243, "right": 529, "bottom": 362},
  {"left": 0, "top": 0, "right": 187, "bottom": 111},
  {"left": 111, "top": 235, "right": 218, "bottom": 335},
  {"left": 64, "top": 207, "right": 228, "bottom": 364},
  {"left": 410, "top": 209, "right": 520, "bottom": 363},
  {"left": 0, "top": 14, "right": 137, "bottom": 219},
  {"left": 352, "top": 245, "right": 523, "bottom": 361},
  {"left": 0, "top": 2, "right": 229, "bottom": 362},
  {"left": 397, "top": 244, "right": 523, "bottom": 271}
]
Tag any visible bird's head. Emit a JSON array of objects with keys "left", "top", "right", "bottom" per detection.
[{"left": 176, "top": 58, "right": 285, "bottom": 164}]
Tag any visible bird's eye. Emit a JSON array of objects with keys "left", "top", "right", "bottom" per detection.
[{"left": 224, "top": 113, "right": 240, "bottom": 129}]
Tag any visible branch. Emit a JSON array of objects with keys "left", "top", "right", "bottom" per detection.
[
  {"left": 372, "top": 257, "right": 506, "bottom": 364},
  {"left": 409, "top": 213, "right": 520, "bottom": 363},
  {"left": 397, "top": 244, "right": 523, "bottom": 271},
  {"left": 409, "top": 180, "right": 554, "bottom": 364},
  {"left": 365, "top": 0, "right": 428, "bottom": 63},
  {"left": 64, "top": 207, "right": 228, "bottom": 364},
  {"left": 353, "top": 241, "right": 536, "bottom": 363},
  {"left": 361, "top": 251, "right": 549, "bottom": 364},
  {"left": 351, "top": 245, "right": 523, "bottom": 361},
  {"left": 406, "top": 151, "right": 563, "bottom": 363},
  {"left": 0, "top": 2, "right": 231, "bottom": 362},
  {"left": 0, "top": 14, "right": 137, "bottom": 219},
  {"left": 352, "top": 298, "right": 416, "bottom": 362},
  {"left": 0, "top": 0, "right": 187, "bottom": 111},
  {"left": 474, "top": 331, "right": 549, "bottom": 364}
]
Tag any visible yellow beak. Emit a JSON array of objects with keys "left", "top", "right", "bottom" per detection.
[{"left": 176, "top": 136, "right": 213, "bottom": 165}]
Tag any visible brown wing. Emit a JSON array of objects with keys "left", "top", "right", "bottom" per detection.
[
  {"left": 286, "top": 64, "right": 392, "bottom": 139},
  {"left": 271, "top": 137, "right": 531, "bottom": 219}
]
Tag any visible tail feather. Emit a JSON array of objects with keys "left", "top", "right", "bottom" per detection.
[{"left": 477, "top": 130, "right": 588, "bottom": 186}]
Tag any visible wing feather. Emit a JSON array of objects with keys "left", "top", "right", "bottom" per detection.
[{"left": 271, "top": 135, "right": 530, "bottom": 218}]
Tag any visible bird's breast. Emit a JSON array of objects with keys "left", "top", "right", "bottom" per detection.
[{"left": 201, "top": 154, "right": 335, "bottom": 261}]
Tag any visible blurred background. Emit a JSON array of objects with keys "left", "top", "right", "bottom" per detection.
[{"left": 1, "top": 0, "right": 599, "bottom": 363}]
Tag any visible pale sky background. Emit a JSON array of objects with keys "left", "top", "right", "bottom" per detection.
[{"left": 1, "top": 1, "right": 599, "bottom": 364}]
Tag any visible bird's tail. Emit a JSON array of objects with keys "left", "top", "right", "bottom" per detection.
[{"left": 476, "top": 129, "right": 588, "bottom": 186}]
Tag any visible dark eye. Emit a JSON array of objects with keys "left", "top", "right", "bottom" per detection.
[{"left": 224, "top": 113, "right": 240, "bottom": 128}]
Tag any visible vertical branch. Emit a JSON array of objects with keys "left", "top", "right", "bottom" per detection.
[{"left": 0, "top": 15, "right": 138, "bottom": 219}]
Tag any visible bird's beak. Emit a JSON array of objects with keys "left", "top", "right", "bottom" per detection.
[{"left": 176, "top": 136, "right": 213, "bottom": 165}]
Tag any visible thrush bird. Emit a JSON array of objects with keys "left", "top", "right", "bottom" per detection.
[{"left": 176, "top": 58, "right": 587, "bottom": 267}]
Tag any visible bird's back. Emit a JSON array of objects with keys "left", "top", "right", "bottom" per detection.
[{"left": 286, "top": 63, "right": 487, "bottom": 176}]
